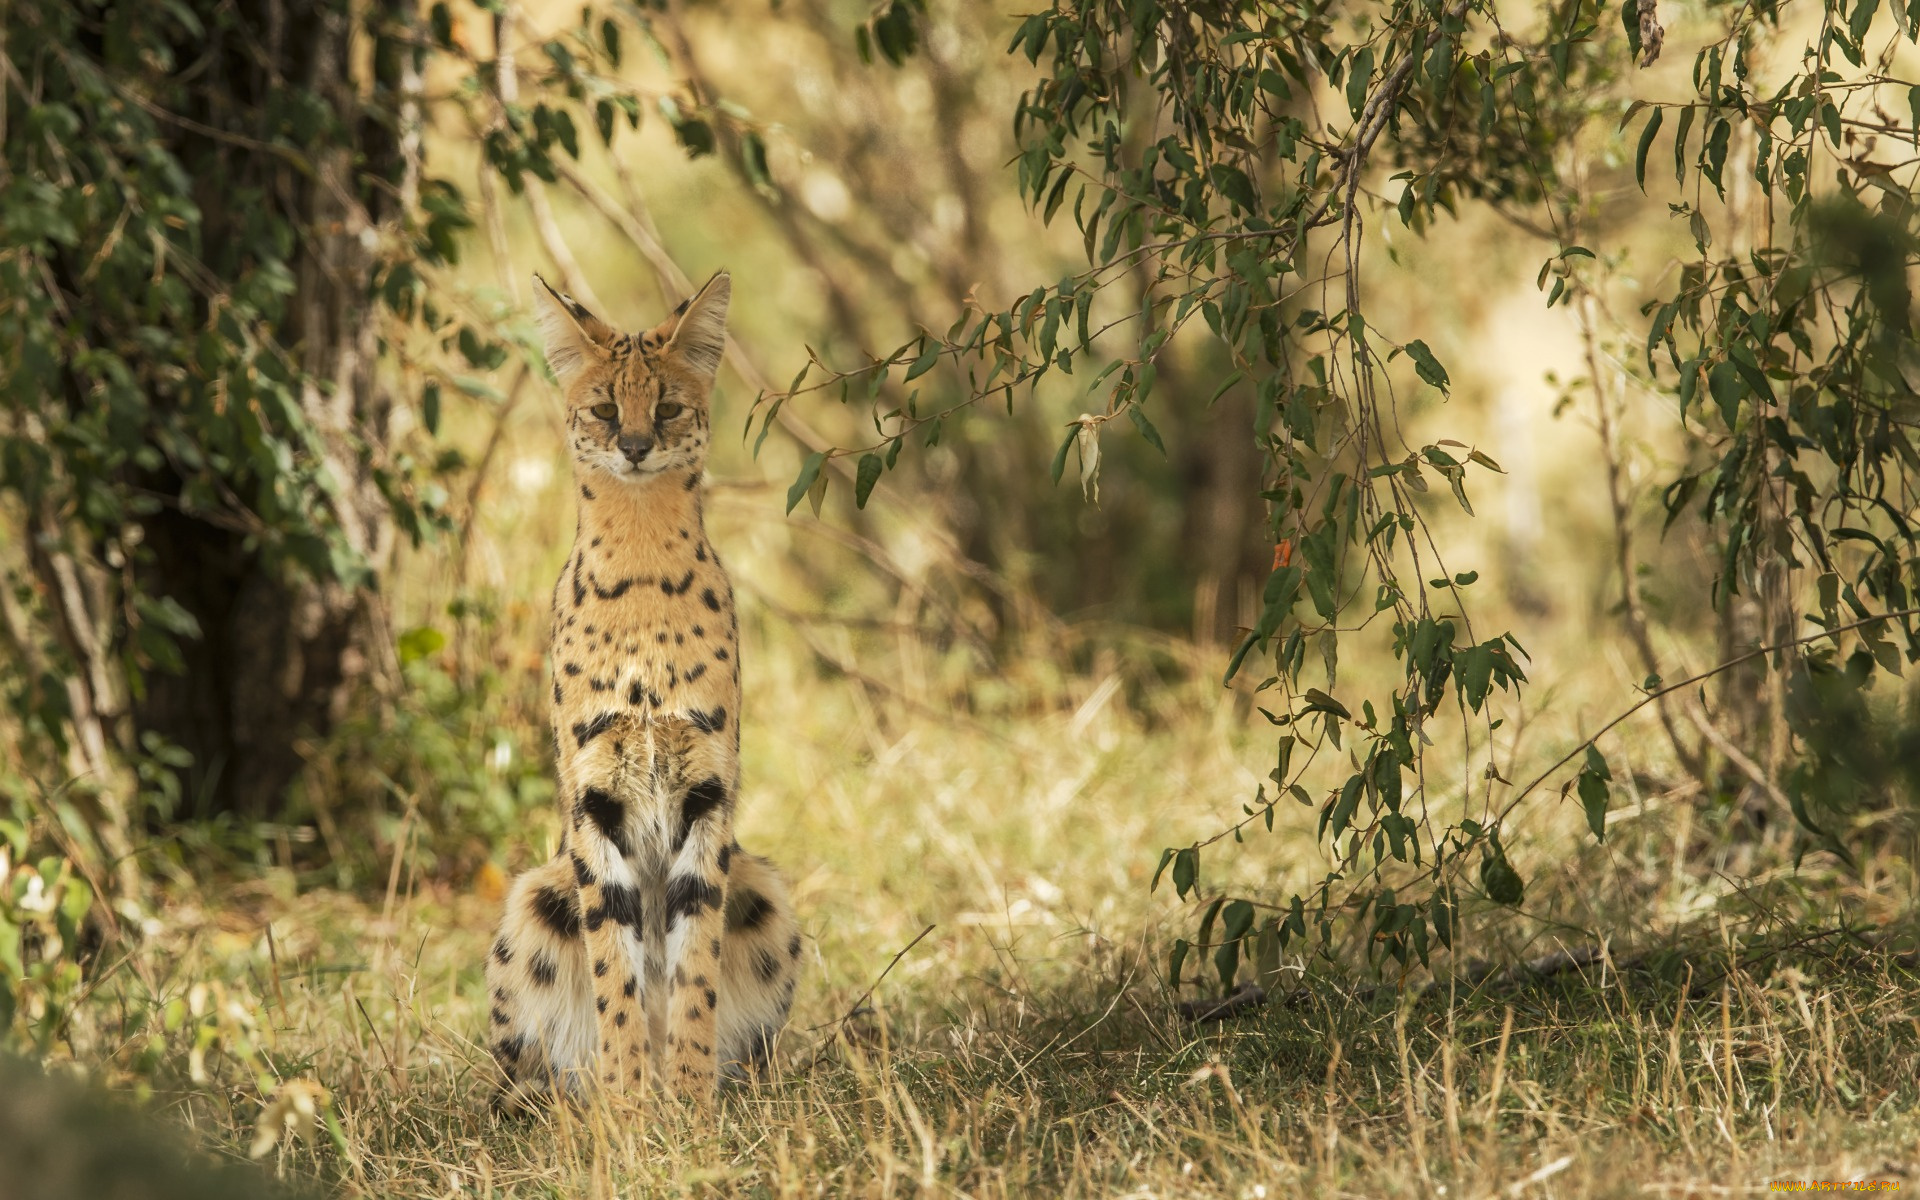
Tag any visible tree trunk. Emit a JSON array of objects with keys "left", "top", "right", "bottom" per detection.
[{"left": 34, "top": 0, "right": 405, "bottom": 822}]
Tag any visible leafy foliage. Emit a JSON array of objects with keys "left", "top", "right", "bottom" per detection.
[
  {"left": 0, "top": 0, "right": 767, "bottom": 835},
  {"left": 749, "top": 0, "right": 1920, "bottom": 989}
]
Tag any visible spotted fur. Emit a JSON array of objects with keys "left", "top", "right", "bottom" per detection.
[{"left": 485, "top": 271, "right": 801, "bottom": 1108}]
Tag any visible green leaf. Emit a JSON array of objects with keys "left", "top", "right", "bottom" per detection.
[
  {"left": 1210, "top": 164, "right": 1258, "bottom": 212},
  {"left": 1577, "top": 769, "right": 1611, "bottom": 840},
  {"left": 740, "top": 132, "right": 770, "bottom": 186},
  {"left": 1708, "top": 361, "right": 1743, "bottom": 427},
  {"left": 854, "top": 453, "right": 884, "bottom": 509},
  {"left": 1171, "top": 847, "right": 1198, "bottom": 898},
  {"left": 786, "top": 451, "right": 827, "bottom": 514},
  {"left": 904, "top": 339, "right": 941, "bottom": 381},
  {"left": 1583, "top": 744, "right": 1613, "bottom": 781},
  {"left": 1346, "top": 47, "right": 1374, "bottom": 119},
  {"left": 1327, "top": 774, "right": 1364, "bottom": 839},
  {"left": 1151, "top": 847, "right": 1176, "bottom": 892},
  {"left": 1673, "top": 104, "right": 1695, "bottom": 184},
  {"left": 397, "top": 625, "right": 446, "bottom": 667},
  {"left": 1405, "top": 340, "right": 1450, "bottom": 391},
  {"left": 1213, "top": 938, "right": 1241, "bottom": 990},
  {"left": 1127, "top": 405, "right": 1167, "bottom": 455},
  {"left": 1049, "top": 426, "right": 1076, "bottom": 485},
  {"left": 1168, "top": 938, "right": 1190, "bottom": 988},
  {"left": 1480, "top": 848, "right": 1526, "bottom": 905},
  {"left": 1042, "top": 170, "right": 1072, "bottom": 223}
]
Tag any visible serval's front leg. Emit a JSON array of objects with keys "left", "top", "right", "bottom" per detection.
[
  {"left": 662, "top": 742, "right": 736, "bottom": 1102},
  {"left": 567, "top": 769, "right": 652, "bottom": 1097}
]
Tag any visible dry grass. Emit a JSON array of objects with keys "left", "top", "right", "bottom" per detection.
[{"left": 31, "top": 643, "right": 1920, "bottom": 1197}]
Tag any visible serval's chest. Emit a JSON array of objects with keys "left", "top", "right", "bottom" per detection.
[{"left": 548, "top": 482, "right": 739, "bottom": 749}]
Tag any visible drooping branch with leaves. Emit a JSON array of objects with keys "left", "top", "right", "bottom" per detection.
[{"left": 753, "top": 0, "right": 1920, "bottom": 993}]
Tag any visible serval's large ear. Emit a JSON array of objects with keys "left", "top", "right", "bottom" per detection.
[
  {"left": 532, "top": 273, "right": 614, "bottom": 383},
  {"left": 662, "top": 270, "right": 730, "bottom": 381}
]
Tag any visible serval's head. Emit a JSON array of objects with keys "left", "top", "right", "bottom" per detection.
[{"left": 533, "top": 270, "right": 729, "bottom": 484}]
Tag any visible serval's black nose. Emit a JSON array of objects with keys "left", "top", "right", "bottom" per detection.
[{"left": 618, "top": 434, "right": 653, "bottom": 464}]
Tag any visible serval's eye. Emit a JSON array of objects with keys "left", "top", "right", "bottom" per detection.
[
  {"left": 590, "top": 402, "right": 618, "bottom": 421},
  {"left": 656, "top": 402, "right": 684, "bottom": 420}
]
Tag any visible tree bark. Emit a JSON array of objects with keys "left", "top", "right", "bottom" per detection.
[{"left": 38, "top": 0, "right": 404, "bottom": 822}]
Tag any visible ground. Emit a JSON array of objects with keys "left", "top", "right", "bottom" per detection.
[{"left": 24, "top": 658, "right": 1920, "bottom": 1197}]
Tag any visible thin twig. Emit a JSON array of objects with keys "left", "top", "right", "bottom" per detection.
[
  {"left": 817, "top": 923, "right": 937, "bottom": 1032},
  {"left": 1496, "top": 606, "right": 1920, "bottom": 827}
]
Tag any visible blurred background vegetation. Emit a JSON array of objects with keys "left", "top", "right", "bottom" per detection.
[{"left": 2, "top": 0, "right": 1919, "bottom": 1192}]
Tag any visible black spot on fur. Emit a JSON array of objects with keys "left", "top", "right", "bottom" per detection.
[
  {"left": 530, "top": 951, "right": 558, "bottom": 987},
  {"left": 690, "top": 707, "right": 727, "bottom": 734},
  {"left": 490, "top": 1006, "right": 509, "bottom": 1026},
  {"left": 716, "top": 845, "right": 732, "bottom": 875},
  {"left": 701, "top": 587, "right": 722, "bottom": 612},
  {"left": 727, "top": 889, "right": 773, "bottom": 932},
  {"left": 553, "top": 681, "right": 563, "bottom": 705},
  {"left": 571, "top": 556, "right": 586, "bottom": 607},
  {"left": 492, "top": 938, "right": 513, "bottom": 966},
  {"left": 592, "top": 573, "right": 638, "bottom": 600},
  {"left": 573, "top": 711, "right": 619, "bottom": 748},
  {"left": 715, "top": 647, "right": 729, "bottom": 662},
  {"left": 623, "top": 976, "right": 638, "bottom": 998},
  {"left": 675, "top": 777, "right": 728, "bottom": 850},
  {"left": 684, "top": 662, "right": 707, "bottom": 684},
  {"left": 673, "top": 297, "right": 690, "bottom": 316},
  {"left": 531, "top": 886, "right": 580, "bottom": 938},
  {"left": 695, "top": 543, "right": 707, "bottom": 563},
  {"left": 615, "top": 1010, "right": 628, "bottom": 1026},
  {"left": 580, "top": 485, "right": 596, "bottom": 500},
  {"left": 584, "top": 904, "right": 607, "bottom": 932},
  {"left": 594, "top": 958, "right": 608, "bottom": 977},
  {"left": 789, "top": 934, "right": 803, "bottom": 958},
  {"left": 571, "top": 855, "right": 596, "bottom": 887},
  {"left": 745, "top": 1027, "right": 776, "bottom": 1069},
  {"left": 755, "top": 948, "right": 783, "bottom": 983},
  {"left": 596, "top": 996, "right": 608, "bottom": 1013},
  {"left": 661, "top": 568, "right": 695, "bottom": 596},
  {"left": 601, "top": 882, "right": 644, "bottom": 929},
  {"left": 495, "top": 1036, "right": 524, "bottom": 1065},
  {"left": 665, "top": 876, "right": 722, "bottom": 925},
  {"left": 564, "top": 662, "right": 582, "bottom": 676},
  {"left": 578, "top": 787, "right": 631, "bottom": 857},
  {"left": 704, "top": 987, "right": 718, "bottom": 1010}
]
